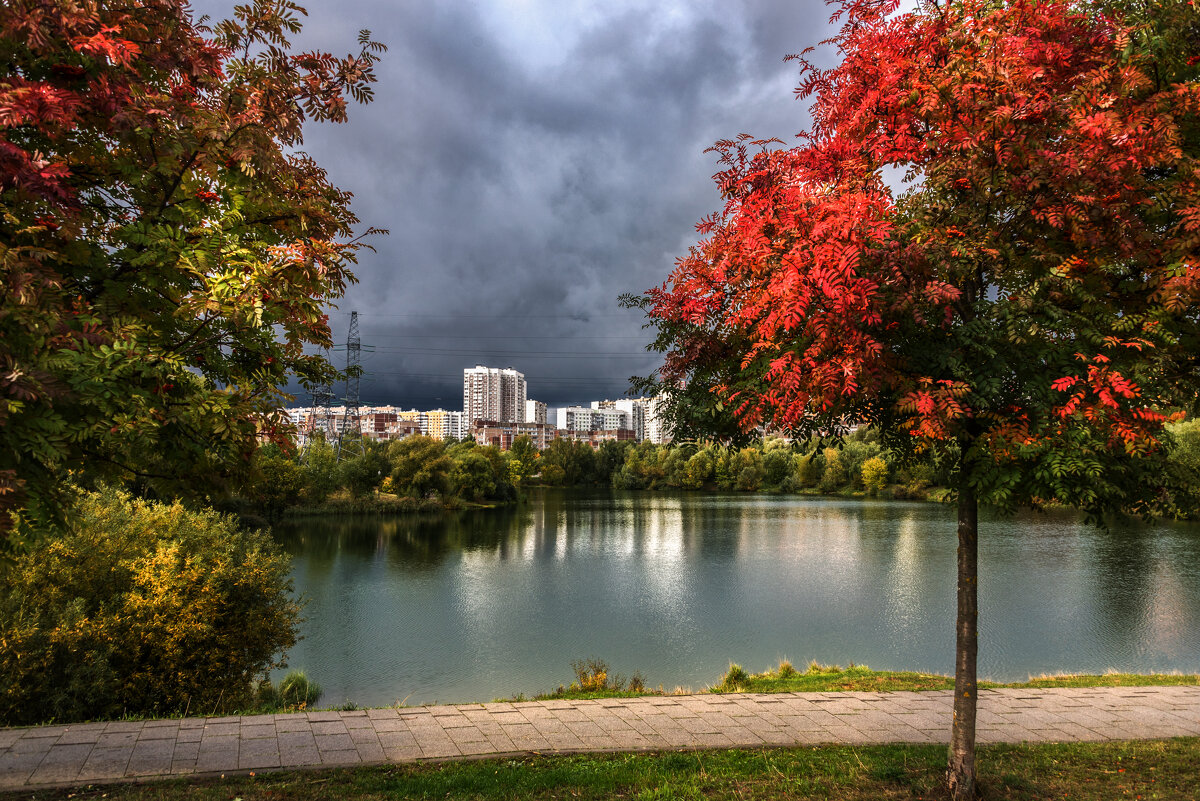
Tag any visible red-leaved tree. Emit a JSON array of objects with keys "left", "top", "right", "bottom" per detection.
[
  {"left": 633, "top": 0, "right": 1200, "bottom": 795},
  {"left": 0, "top": 1, "right": 385, "bottom": 534}
]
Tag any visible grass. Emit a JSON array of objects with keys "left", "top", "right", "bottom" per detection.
[
  {"left": 529, "top": 658, "right": 1200, "bottom": 700},
  {"left": 6, "top": 738, "right": 1198, "bottom": 801}
]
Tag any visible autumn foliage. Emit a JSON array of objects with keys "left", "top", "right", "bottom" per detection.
[
  {"left": 639, "top": 0, "right": 1199, "bottom": 795},
  {"left": 0, "top": 1, "right": 384, "bottom": 531},
  {"left": 646, "top": 0, "right": 1199, "bottom": 514}
]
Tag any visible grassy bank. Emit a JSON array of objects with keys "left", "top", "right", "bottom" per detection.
[
  {"left": 523, "top": 658, "right": 1200, "bottom": 701},
  {"left": 7, "top": 738, "right": 1198, "bottom": 801}
]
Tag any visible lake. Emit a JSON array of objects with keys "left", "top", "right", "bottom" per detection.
[{"left": 272, "top": 490, "right": 1200, "bottom": 707}]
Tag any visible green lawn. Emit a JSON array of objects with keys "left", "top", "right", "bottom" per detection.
[{"left": 7, "top": 739, "right": 1198, "bottom": 801}]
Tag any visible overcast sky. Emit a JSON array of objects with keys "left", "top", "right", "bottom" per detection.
[{"left": 194, "top": 0, "right": 836, "bottom": 409}]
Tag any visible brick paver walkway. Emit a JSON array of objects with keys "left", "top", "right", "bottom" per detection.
[{"left": 2, "top": 686, "right": 1199, "bottom": 791}]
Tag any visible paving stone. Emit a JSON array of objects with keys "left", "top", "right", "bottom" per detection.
[
  {"left": 10, "top": 736, "right": 56, "bottom": 756},
  {"left": 240, "top": 725, "right": 277, "bottom": 740},
  {"left": 305, "top": 711, "right": 343, "bottom": 722},
  {"left": 172, "top": 741, "right": 201, "bottom": 761},
  {"left": 417, "top": 738, "right": 461, "bottom": 759},
  {"left": 315, "top": 733, "right": 355, "bottom": 752},
  {"left": 4, "top": 686, "right": 1200, "bottom": 790},
  {"left": 355, "top": 742, "right": 386, "bottom": 763},
  {"left": 279, "top": 731, "right": 318, "bottom": 750},
  {"left": 280, "top": 747, "right": 322, "bottom": 767},
  {"left": 322, "top": 749, "right": 362, "bottom": 765},
  {"left": 367, "top": 708, "right": 401, "bottom": 720},
  {"left": 54, "top": 725, "right": 105, "bottom": 746},
  {"left": 138, "top": 725, "right": 180, "bottom": 741},
  {"left": 275, "top": 717, "right": 314, "bottom": 733}
]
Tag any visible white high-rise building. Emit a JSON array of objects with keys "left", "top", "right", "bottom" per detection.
[
  {"left": 593, "top": 399, "right": 646, "bottom": 441},
  {"left": 463, "top": 365, "right": 527, "bottom": 424},
  {"left": 556, "top": 405, "right": 630, "bottom": 432},
  {"left": 644, "top": 396, "right": 672, "bottom": 444},
  {"left": 526, "top": 399, "right": 547, "bottom": 425}
]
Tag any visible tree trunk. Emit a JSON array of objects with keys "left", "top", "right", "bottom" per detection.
[{"left": 947, "top": 477, "right": 979, "bottom": 800}]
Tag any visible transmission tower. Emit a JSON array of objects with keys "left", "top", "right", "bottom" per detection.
[
  {"left": 301, "top": 348, "right": 337, "bottom": 460},
  {"left": 334, "top": 311, "right": 373, "bottom": 460}
]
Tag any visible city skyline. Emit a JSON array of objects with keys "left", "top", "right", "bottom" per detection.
[{"left": 188, "top": 0, "right": 838, "bottom": 409}]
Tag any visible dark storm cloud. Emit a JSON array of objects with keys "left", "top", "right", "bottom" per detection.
[{"left": 193, "top": 0, "right": 834, "bottom": 409}]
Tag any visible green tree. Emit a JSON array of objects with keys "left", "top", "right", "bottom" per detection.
[
  {"left": 731, "top": 448, "right": 765, "bottom": 492},
  {"left": 682, "top": 450, "right": 715, "bottom": 489},
  {"left": 763, "top": 447, "right": 795, "bottom": 489},
  {"left": 336, "top": 439, "right": 389, "bottom": 499},
  {"left": 241, "top": 443, "right": 306, "bottom": 519},
  {"left": 596, "top": 439, "right": 632, "bottom": 485},
  {"left": 0, "top": 1, "right": 384, "bottom": 534},
  {"left": 387, "top": 436, "right": 453, "bottom": 499},
  {"left": 509, "top": 435, "right": 539, "bottom": 486},
  {"left": 861, "top": 456, "right": 889, "bottom": 497},
  {"left": 301, "top": 436, "right": 339, "bottom": 504},
  {"left": 451, "top": 450, "right": 497, "bottom": 502},
  {"left": 818, "top": 449, "right": 847, "bottom": 494}
]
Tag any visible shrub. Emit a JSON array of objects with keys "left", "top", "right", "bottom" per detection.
[
  {"left": 721, "top": 663, "right": 750, "bottom": 690},
  {"left": 819, "top": 448, "right": 848, "bottom": 493},
  {"left": 777, "top": 660, "right": 797, "bottom": 678},
  {"left": 571, "top": 657, "right": 612, "bottom": 692},
  {"left": 0, "top": 487, "right": 299, "bottom": 725},
  {"left": 277, "top": 670, "right": 322, "bottom": 708},
  {"left": 861, "top": 456, "right": 889, "bottom": 496}
]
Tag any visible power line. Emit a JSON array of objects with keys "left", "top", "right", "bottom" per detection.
[
  {"left": 366, "top": 370, "right": 640, "bottom": 385},
  {"left": 368, "top": 347, "right": 652, "bottom": 358},
  {"left": 328, "top": 311, "right": 643, "bottom": 320},
  {"left": 361, "top": 333, "right": 648, "bottom": 341}
]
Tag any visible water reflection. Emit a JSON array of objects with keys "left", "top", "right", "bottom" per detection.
[{"left": 273, "top": 491, "right": 1200, "bottom": 707}]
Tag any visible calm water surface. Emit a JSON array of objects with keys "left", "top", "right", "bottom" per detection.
[{"left": 272, "top": 491, "right": 1200, "bottom": 707}]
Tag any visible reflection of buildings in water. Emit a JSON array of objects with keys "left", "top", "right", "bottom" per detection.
[
  {"left": 735, "top": 503, "right": 863, "bottom": 564},
  {"left": 882, "top": 515, "right": 925, "bottom": 638},
  {"left": 638, "top": 496, "right": 696, "bottom": 628},
  {"left": 643, "top": 497, "right": 684, "bottom": 559}
]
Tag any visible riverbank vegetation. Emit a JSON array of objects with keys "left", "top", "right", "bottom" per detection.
[
  {"left": 225, "top": 436, "right": 519, "bottom": 521},
  {"left": 524, "top": 659, "right": 1200, "bottom": 702},
  {"left": 0, "top": 488, "right": 300, "bottom": 726},
  {"left": 235, "top": 416, "right": 1200, "bottom": 520},
  {"left": 12, "top": 738, "right": 1198, "bottom": 801}
]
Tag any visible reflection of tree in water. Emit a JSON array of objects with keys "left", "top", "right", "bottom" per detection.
[
  {"left": 1088, "top": 522, "right": 1157, "bottom": 637},
  {"left": 273, "top": 505, "right": 535, "bottom": 570},
  {"left": 1086, "top": 519, "right": 1200, "bottom": 643}
]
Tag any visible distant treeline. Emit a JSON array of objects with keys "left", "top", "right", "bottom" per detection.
[
  {"left": 231, "top": 419, "right": 1200, "bottom": 519},
  {"left": 535, "top": 428, "right": 945, "bottom": 498}
]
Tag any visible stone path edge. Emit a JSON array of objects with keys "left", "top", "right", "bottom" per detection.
[{"left": 2, "top": 686, "right": 1199, "bottom": 793}]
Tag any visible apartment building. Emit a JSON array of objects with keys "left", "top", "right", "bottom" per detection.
[
  {"left": 471, "top": 420, "right": 558, "bottom": 450},
  {"left": 463, "top": 365, "right": 527, "bottom": 424},
  {"left": 555, "top": 405, "right": 632, "bottom": 433},
  {"left": 525, "top": 399, "right": 547, "bottom": 425}
]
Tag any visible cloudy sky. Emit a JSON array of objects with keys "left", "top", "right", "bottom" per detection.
[{"left": 195, "top": 0, "right": 837, "bottom": 409}]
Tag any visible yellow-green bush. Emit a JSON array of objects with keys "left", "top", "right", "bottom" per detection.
[{"left": 0, "top": 487, "right": 299, "bottom": 725}]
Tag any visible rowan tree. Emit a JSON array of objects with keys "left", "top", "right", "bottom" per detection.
[
  {"left": 634, "top": 0, "right": 1200, "bottom": 796},
  {"left": 0, "top": 1, "right": 384, "bottom": 535}
]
